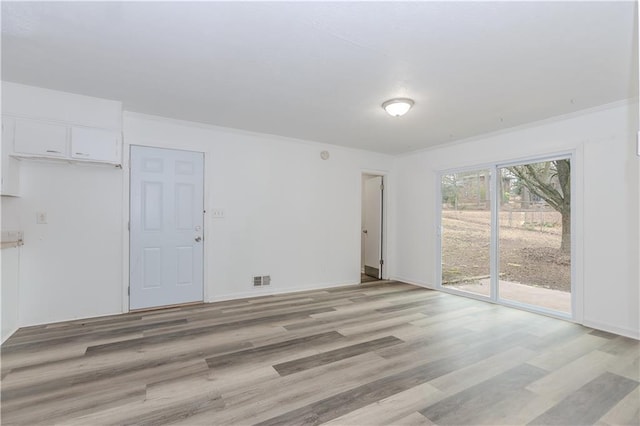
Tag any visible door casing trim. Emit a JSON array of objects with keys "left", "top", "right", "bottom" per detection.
[{"left": 360, "top": 170, "right": 389, "bottom": 281}]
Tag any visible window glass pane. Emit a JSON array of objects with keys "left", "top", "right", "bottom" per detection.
[
  {"left": 498, "top": 159, "right": 571, "bottom": 313},
  {"left": 441, "top": 169, "right": 492, "bottom": 297}
]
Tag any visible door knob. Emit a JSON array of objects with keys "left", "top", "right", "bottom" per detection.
[{"left": 195, "top": 236, "right": 202, "bottom": 242}]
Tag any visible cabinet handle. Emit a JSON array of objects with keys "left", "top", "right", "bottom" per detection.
[
  {"left": 75, "top": 152, "right": 90, "bottom": 156},
  {"left": 46, "top": 150, "right": 61, "bottom": 154}
]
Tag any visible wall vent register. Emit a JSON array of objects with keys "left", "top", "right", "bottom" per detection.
[{"left": 253, "top": 275, "right": 271, "bottom": 286}]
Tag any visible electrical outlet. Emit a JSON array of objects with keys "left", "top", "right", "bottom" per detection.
[
  {"left": 36, "top": 211, "right": 47, "bottom": 224},
  {"left": 212, "top": 209, "right": 225, "bottom": 219}
]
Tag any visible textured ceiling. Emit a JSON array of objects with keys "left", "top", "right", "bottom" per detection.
[{"left": 2, "top": 1, "right": 637, "bottom": 154}]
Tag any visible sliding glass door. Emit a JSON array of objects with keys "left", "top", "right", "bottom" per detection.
[
  {"left": 497, "top": 159, "right": 571, "bottom": 314},
  {"left": 441, "top": 170, "right": 492, "bottom": 298},
  {"left": 439, "top": 156, "right": 572, "bottom": 317}
]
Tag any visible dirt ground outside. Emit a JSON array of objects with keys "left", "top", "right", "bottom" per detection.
[{"left": 441, "top": 210, "right": 571, "bottom": 292}]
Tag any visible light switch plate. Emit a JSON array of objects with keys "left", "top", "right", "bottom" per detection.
[
  {"left": 211, "top": 209, "right": 225, "bottom": 219},
  {"left": 36, "top": 211, "right": 47, "bottom": 224}
]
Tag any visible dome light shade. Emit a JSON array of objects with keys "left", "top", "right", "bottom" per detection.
[{"left": 382, "top": 98, "right": 414, "bottom": 117}]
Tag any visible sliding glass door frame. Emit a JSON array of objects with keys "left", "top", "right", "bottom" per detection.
[
  {"left": 436, "top": 162, "right": 496, "bottom": 303},
  {"left": 436, "top": 152, "right": 576, "bottom": 321}
]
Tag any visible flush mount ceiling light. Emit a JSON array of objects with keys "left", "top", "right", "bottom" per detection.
[{"left": 382, "top": 98, "right": 414, "bottom": 117}]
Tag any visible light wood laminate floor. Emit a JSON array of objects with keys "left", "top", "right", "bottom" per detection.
[{"left": 1, "top": 281, "right": 638, "bottom": 425}]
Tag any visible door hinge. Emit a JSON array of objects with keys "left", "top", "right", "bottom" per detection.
[
  {"left": 127, "top": 221, "right": 130, "bottom": 231},
  {"left": 380, "top": 183, "right": 384, "bottom": 191},
  {"left": 380, "top": 259, "right": 384, "bottom": 265},
  {"left": 127, "top": 286, "right": 130, "bottom": 295}
]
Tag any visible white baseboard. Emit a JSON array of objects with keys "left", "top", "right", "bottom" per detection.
[
  {"left": 389, "top": 275, "right": 435, "bottom": 290},
  {"left": 582, "top": 319, "right": 640, "bottom": 340},
  {"left": 11, "top": 309, "right": 124, "bottom": 333},
  {"left": 391, "top": 277, "right": 638, "bottom": 341},
  {"left": 208, "top": 280, "right": 360, "bottom": 303},
  {"left": 1, "top": 326, "right": 18, "bottom": 345}
]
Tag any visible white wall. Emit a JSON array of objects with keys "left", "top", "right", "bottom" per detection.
[
  {"left": 1, "top": 245, "right": 20, "bottom": 342},
  {"left": 1, "top": 82, "right": 122, "bottom": 130},
  {"left": 361, "top": 181, "right": 366, "bottom": 271},
  {"left": 123, "top": 113, "right": 393, "bottom": 303},
  {"left": 2, "top": 82, "right": 124, "bottom": 327},
  {"left": 6, "top": 162, "right": 124, "bottom": 326},
  {"left": 1, "top": 82, "right": 394, "bottom": 329},
  {"left": 2, "top": 81, "right": 637, "bottom": 341},
  {"left": 392, "top": 101, "right": 640, "bottom": 339}
]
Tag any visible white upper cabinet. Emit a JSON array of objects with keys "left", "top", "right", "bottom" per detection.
[
  {"left": 14, "top": 119, "right": 68, "bottom": 157},
  {"left": 4, "top": 116, "right": 122, "bottom": 166},
  {"left": 71, "top": 127, "right": 121, "bottom": 163},
  {"left": 2, "top": 82, "right": 123, "bottom": 167}
]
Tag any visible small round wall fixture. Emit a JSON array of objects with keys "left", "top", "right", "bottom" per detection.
[
  {"left": 382, "top": 98, "right": 414, "bottom": 117},
  {"left": 320, "top": 150, "right": 330, "bottom": 160}
]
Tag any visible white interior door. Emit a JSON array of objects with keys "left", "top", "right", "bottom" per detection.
[
  {"left": 130, "top": 146, "right": 204, "bottom": 310},
  {"left": 363, "top": 176, "right": 383, "bottom": 278}
]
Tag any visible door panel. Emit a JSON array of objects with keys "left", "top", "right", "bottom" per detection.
[
  {"left": 143, "top": 248, "right": 162, "bottom": 288},
  {"left": 498, "top": 160, "right": 571, "bottom": 313},
  {"left": 363, "top": 176, "right": 382, "bottom": 278},
  {"left": 143, "top": 182, "right": 163, "bottom": 230},
  {"left": 176, "top": 184, "right": 194, "bottom": 230},
  {"left": 14, "top": 119, "right": 67, "bottom": 157},
  {"left": 440, "top": 170, "right": 492, "bottom": 298},
  {"left": 176, "top": 246, "right": 194, "bottom": 285},
  {"left": 130, "top": 146, "right": 204, "bottom": 310},
  {"left": 71, "top": 127, "right": 120, "bottom": 163}
]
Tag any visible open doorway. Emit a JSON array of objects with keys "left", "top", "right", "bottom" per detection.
[{"left": 361, "top": 174, "right": 384, "bottom": 283}]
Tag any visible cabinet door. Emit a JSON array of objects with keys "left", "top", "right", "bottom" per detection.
[
  {"left": 71, "top": 127, "right": 120, "bottom": 164},
  {"left": 14, "top": 119, "right": 68, "bottom": 157}
]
